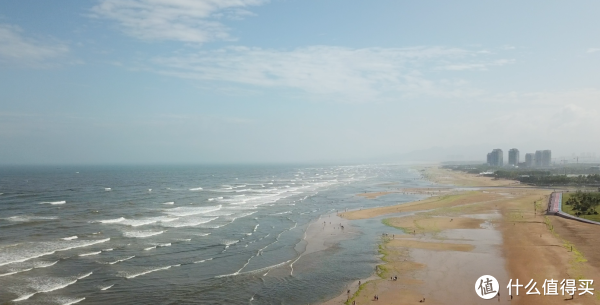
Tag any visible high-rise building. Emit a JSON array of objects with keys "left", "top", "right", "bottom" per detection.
[
  {"left": 542, "top": 150, "right": 552, "bottom": 167},
  {"left": 535, "top": 151, "right": 543, "bottom": 167},
  {"left": 525, "top": 153, "right": 535, "bottom": 167},
  {"left": 508, "top": 149, "right": 520, "bottom": 166},
  {"left": 486, "top": 149, "right": 503, "bottom": 166}
]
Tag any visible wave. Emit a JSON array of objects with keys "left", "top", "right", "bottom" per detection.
[
  {"left": 0, "top": 268, "right": 31, "bottom": 277},
  {"left": 222, "top": 240, "right": 239, "bottom": 249},
  {"left": 62, "top": 236, "right": 78, "bottom": 241},
  {"left": 108, "top": 256, "right": 135, "bottom": 265},
  {"left": 144, "top": 246, "right": 156, "bottom": 251},
  {"left": 163, "top": 205, "right": 222, "bottom": 217},
  {"left": 98, "top": 217, "right": 125, "bottom": 224},
  {"left": 194, "top": 233, "right": 210, "bottom": 237},
  {"left": 125, "top": 265, "right": 174, "bottom": 279},
  {"left": 40, "top": 201, "right": 66, "bottom": 205},
  {"left": 35, "top": 260, "right": 59, "bottom": 268},
  {"left": 215, "top": 260, "right": 291, "bottom": 278},
  {"left": 103, "top": 248, "right": 113, "bottom": 251},
  {"left": 0, "top": 238, "right": 110, "bottom": 267},
  {"left": 121, "top": 217, "right": 173, "bottom": 227},
  {"left": 78, "top": 251, "right": 101, "bottom": 257},
  {"left": 272, "top": 211, "right": 291, "bottom": 215},
  {"left": 61, "top": 297, "right": 86, "bottom": 305},
  {"left": 123, "top": 230, "right": 164, "bottom": 238},
  {"left": 99, "top": 216, "right": 178, "bottom": 227},
  {"left": 207, "top": 197, "right": 223, "bottom": 201},
  {"left": 189, "top": 187, "right": 203, "bottom": 191},
  {"left": 12, "top": 274, "right": 86, "bottom": 302},
  {"left": 77, "top": 271, "right": 93, "bottom": 279},
  {"left": 100, "top": 284, "right": 114, "bottom": 291},
  {"left": 162, "top": 202, "right": 175, "bottom": 205},
  {"left": 194, "top": 257, "right": 213, "bottom": 264},
  {"left": 105, "top": 188, "right": 111, "bottom": 191},
  {"left": 0, "top": 260, "right": 58, "bottom": 277},
  {"left": 198, "top": 224, "right": 227, "bottom": 229},
  {"left": 226, "top": 211, "right": 257, "bottom": 223},
  {"left": 6, "top": 215, "right": 58, "bottom": 222},
  {"left": 161, "top": 217, "right": 218, "bottom": 228},
  {"left": 158, "top": 243, "right": 171, "bottom": 247}
]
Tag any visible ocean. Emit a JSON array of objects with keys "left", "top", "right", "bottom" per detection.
[{"left": 0, "top": 164, "right": 429, "bottom": 304}]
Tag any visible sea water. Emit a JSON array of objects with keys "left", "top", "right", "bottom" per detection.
[{"left": 0, "top": 164, "right": 430, "bottom": 304}]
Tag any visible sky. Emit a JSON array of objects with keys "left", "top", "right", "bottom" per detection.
[{"left": 1, "top": 0, "right": 600, "bottom": 164}]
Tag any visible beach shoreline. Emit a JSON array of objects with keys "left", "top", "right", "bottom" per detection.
[{"left": 320, "top": 165, "right": 600, "bottom": 305}]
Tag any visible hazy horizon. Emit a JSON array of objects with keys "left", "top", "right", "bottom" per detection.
[{"left": 2, "top": 1, "right": 600, "bottom": 165}]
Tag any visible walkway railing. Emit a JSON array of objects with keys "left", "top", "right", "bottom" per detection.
[{"left": 549, "top": 192, "right": 600, "bottom": 226}]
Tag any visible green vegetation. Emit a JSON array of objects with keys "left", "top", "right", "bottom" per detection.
[
  {"left": 562, "top": 192, "right": 600, "bottom": 222},
  {"left": 442, "top": 164, "right": 600, "bottom": 186}
]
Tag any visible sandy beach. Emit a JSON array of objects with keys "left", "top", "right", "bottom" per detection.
[{"left": 321, "top": 166, "right": 600, "bottom": 305}]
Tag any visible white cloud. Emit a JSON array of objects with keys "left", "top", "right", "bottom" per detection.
[
  {"left": 586, "top": 48, "right": 600, "bottom": 53},
  {"left": 0, "top": 24, "right": 69, "bottom": 67},
  {"left": 151, "top": 46, "right": 501, "bottom": 102},
  {"left": 439, "top": 59, "right": 515, "bottom": 71},
  {"left": 92, "top": 0, "right": 267, "bottom": 43}
]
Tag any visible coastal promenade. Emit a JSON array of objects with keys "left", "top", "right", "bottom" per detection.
[{"left": 548, "top": 192, "right": 600, "bottom": 226}]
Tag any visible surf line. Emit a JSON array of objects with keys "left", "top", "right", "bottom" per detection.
[{"left": 289, "top": 220, "right": 311, "bottom": 276}]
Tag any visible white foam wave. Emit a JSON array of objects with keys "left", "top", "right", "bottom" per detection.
[
  {"left": 100, "top": 284, "right": 114, "bottom": 291},
  {"left": 158, "top": 243, "right": 171, "bottom": 247},
  {"left": 253, "top": 224, "right": 259, "bottom": 232},
  {"left": 189, "top": 187, "right": 203, "bottom": 191},
  {"left": 108, "top": 256, "right": 135, "bottom": 265},
  {"left": 77, "top": 271, "right": 93, "bottom": 279},
  {"left": 6, "top": 215, "right": 58, "bottom": 222},
  {"left": 103, "top": 248, "right": 113, "bottom": 252},
  {"left": 162, "top": 202, "right": 175, "bottom": 205},
  {"left": 62, "top": 236, "right": 78, "bottom": 241},
  {"left": 144, "top": 246, "right": 156, "bottom": 251},
  {"left": 40, "top": 201, "right": 66, "bottom": 205},
  {"left": 222, "top": 240, "right": 239, "bottom": 248},
  {"left": 98, "top": 217, "right": 125, "bottom": 224},
  {"left": 161, "top": 216, "right": 218, "bottom": 228},
  {"left": 0, "top": 260, "right": 58, "bottom": 277},
  {"left": 123, "top": 230, "right": 164, "bottom": 238},
  {"left": 0, "top": 238, "right": 109, "bottom": 267},
  {"left": 34, "top": 260, "right": 58, "bottom": 268},
  {"left": 62, "top": 297, "right": 86, "bottom": 305},
  {"left": 215, "top": 260, "right": 291, "bottom": 278},
  {"left": 0, "top": 268, "right": 31, "bottom": 277},
  {"left": 125, "top": 265, "right": 173, "bottom": 279},
  {"left": 194, "top": 257, "right": 213, "bottom": 264},
  {"left": 13, "top": 274, "right": 86, "bottom": 302},
  {"left": 163, "top": 205, "right": 222, "bottom": 217},
  {"left": 79, "top": 251, "right": 101, "bottom": 257},
  {"left": 105, "top": 188, "right": 111, "bottom": 191},
  {"left": 120, "top": 216, "right": 175, "bottom": 227}
]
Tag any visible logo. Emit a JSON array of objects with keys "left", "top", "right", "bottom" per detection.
[{"left": 475, "top": 275, "right": 499, "bottom": 299}]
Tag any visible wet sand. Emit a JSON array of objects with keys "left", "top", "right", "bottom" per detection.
[
  {"left": 322, "top": 168, "right": 600, "bottom": 305},
  {"left": 269, "top": 213, "right": 356, "bottom": 278}
]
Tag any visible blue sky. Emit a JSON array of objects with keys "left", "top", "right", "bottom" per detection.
[{"left": 1, "top": 0, "right": 600, "bottom": 164}]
